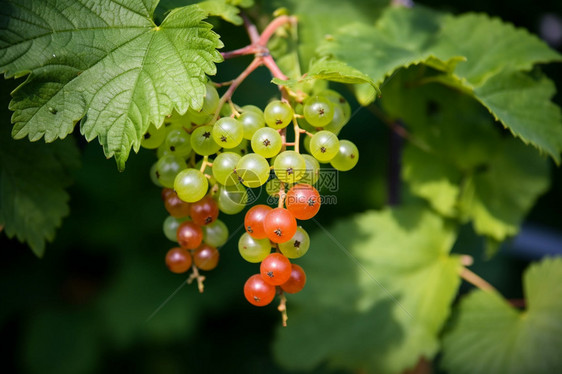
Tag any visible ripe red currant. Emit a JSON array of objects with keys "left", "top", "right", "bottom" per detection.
[
  {"left": 263, "top": 208, "right": 297, "bottom": 243},
  {"left": 244, "top": 274, "right": 276, "bottom": 307},
  {"left": 163, "top": 189, "right": 191, "bottom": 218},
  {"left": 244, "top": 204, "right": 272, "bottom": 239},
  {"left": 177, "top": 221, "right": 203, "bottom": 249},
  {"left": 190, "top": 195, "right": 219, "bottom": 226},
  {"left": 280, "top": 264, "right": 306, "bottom": 294},
  {"left": 165, "top": 247, "right": 192, "bottom": 273},
  {"left": 260, "top": 253, "right": 292, "bottom": 286},
  {"left": 193, "top": 244, "right": 219, "bottom": 271},
  {"left": 285, "top": 183, "right": 320, "bottom": 220}
]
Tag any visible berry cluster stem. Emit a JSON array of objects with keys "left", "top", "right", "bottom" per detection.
[
  {"left": 292, "top": 117, "right": 301, "bottom": 153},
  {"left": 213, "top": 57, "right": 262, "bottom": 122},
  {"left": 214, "top": 14, "right": 297, "bottom": 120},
  {"left": 187, "top": 264, "right": 206, "bottom": 293},
  {"left": 278, "top": 292, "right": 288, "bottom": 327},
  {"left": 200, "top": 155, "right": 210, "bottom": 173},
  {"left": 278, "top": 181, "right": 286, "bottom": 208}
]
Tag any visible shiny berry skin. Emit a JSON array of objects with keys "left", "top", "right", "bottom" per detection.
[
  {"left": 176, "top": 221, "right": 203, "bottom": 249},
  {"left": 190, "top": 195, "right": 219, "bottom": 226},
  {"left": 193, "top": 244, "right": 219, "bottom": 271},
  {"left": 260, "top": 253, "right": 292, "bottom": 285},
  {"left": 165, "top": 247, "right": 192, "bottom": 274},
  {"left": 163, "top": 189, "right": 191, "bottom": 218},
  {"left": 280, "top": 264, "right": 306, "bottom": 294},
  {"left": 285, "top": 184, "right": 321, "bottom": 220},
  {"left": 244, "top": 274, "right": 276, "bottom": 307},
  {"left": 161, "top": 188, "right": 175, "bottom": 201},
  {"left": 263, "top": 208, "right": 297, "bottom": 243},
  {"left": 244, "top": 204, "right": 273, "bottom": 239}
]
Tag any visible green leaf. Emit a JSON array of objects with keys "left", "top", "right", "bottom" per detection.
[
  {"left": 197, "top": 0, "right": 252, "bottom": 25},
  {"left": 441, "top": 257, "right": 562, "bottom": 374},
  {"left": 274, "top": 206, "right": 462, "bottom": 374},
  {"left": 381, "top": 69, "right": 550, "bottom": 241},
  {"left": 317, "top": 7, "right": 463, "bottom": 91},
  {"left": 402, "top": 146, "right": 462, "bottom": 217},
  {"left": 0, "top": 81, "right": 79, "bottom": 257},
  {"left": 157, "top": 0, "right": 253, "bottom": 23},
  {"left": 271, "top": 58, "right": 379, "bottom": 93},
  {"left": 1, "top": 0, "right": 223, "bottom": 170},
  {"left": 318, "top": 6, "right": 562, "bottom": 161},
  {"left": 269, "top": 0, "right": 389, "bottom": 69},
  {"left": 459, "top": 139, "right": 550, "bottom": 241},
  {"left": 473, "top": 70, "right": 562, "bottom": 161},
  {"left": 432, "top": 13, "right": 562, "bottom": 86}
]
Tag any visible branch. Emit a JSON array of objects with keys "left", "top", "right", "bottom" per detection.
[
  {"left": 221, "top": 45, "right": 255, "bottom": 60},
  {"left": 258, "top": 15, "right": 297, "bottom": 46},
  {"left": 242, "top": 12, "right": 260, "bottom": 44},
  {"left": 262, "top": 54, "right": 288, "bottom": 81},
  {"left": 213, "top": 15, "right": 299, "bottom": 120},
  {"left": 213, "top": 57, "right": 262, "bottom": 121},
  {"left": 460, "top": 267, "right": 496, "bottom": 292}
]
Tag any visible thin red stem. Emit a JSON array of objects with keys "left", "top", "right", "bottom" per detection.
[
  {"left": 214, "top": 15, "right": 299, "bottom": 120},
  {"left": 258, "top": 15, "right": 296, "bottom": 46},
  {"left": 242, "top": 12, "right": 260, "bottom": 43},
  {"left": 262, "top": 54, "right": 288, "bottom": 81},
  {"left": 221, "top": 45, "right": 255, "bottom": 59},
  {"left": 213, "top": 57, "right": 262, "bottom": 121}
]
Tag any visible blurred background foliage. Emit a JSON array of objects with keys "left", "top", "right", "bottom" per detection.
[{"left": 1, "top": 0, "right": 562, "bottom": 373}]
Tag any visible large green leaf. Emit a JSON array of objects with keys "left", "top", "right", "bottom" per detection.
[
  {"left": 316, "top": 7, "right": 462, "bottom": 96},
  {"left": 318, "top": 6, "right": 562, "bottom": 161},
  {"left": 271, "top": 57, "right": 378, "bottom": 93},
  {"left": 1, "top": 0, "right": 223, "bottom": 170},
  {"left": 458, "top": 140, "right": 550, "bottom": 241},
  {"left": 155, "top": 0, "right": 253, "bottom": 24},
  {"left": 432, "top": 13, "right": 561, "bottom": 85},
  {"left": 441, "top": 257, "right": 562, "bottom": 374},
  {"left": 473, "top": 70, "right": 562, "bottom": 158},
  {"left": 381, "top": 69, "right": 550, "bottom": 242},
  {"left": 268, "top": 0, "right": 389, "bottom": 70},
  {"left": 274, "top": 206, "right": 462, "bottom": 374},
  {"left": 0, "top": 80, "right": 80, "bottom": 257}
]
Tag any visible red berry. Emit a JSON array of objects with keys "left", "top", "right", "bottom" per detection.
[
  {"left": 164, "top": 189, "right": 191, "bottom": 218},
  {"left": 161, "top": 188, "right": 175, "bottom": 201},
  {"left": 193, "top": 244, "right": 219, "bottom": 271},
  {"left": 260, "top": 253, "right": 292, "bottom": 286},
  {"left": 190, "top": 195, "right": 219, "bottom": 226},
  {"left": 165, "top": 247, "right": 192, "bottom": 274},
  {"left": 280, "top": 264, "right": 306, "bottom": 294},
  {"left": 177, "top": 221, "right": 203, "bottom": 249},
  {"left": 263, "top": 208, "right": 297, "bottom": 243},
  {"left": 244, "top": 274, "right": 276, "bottom": 307},
  {"left": 244, "top": 204, "right": 273, "bottom": 239},
  {"left": 285, "top": 184, "right": 320, "bottom": 220}
]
